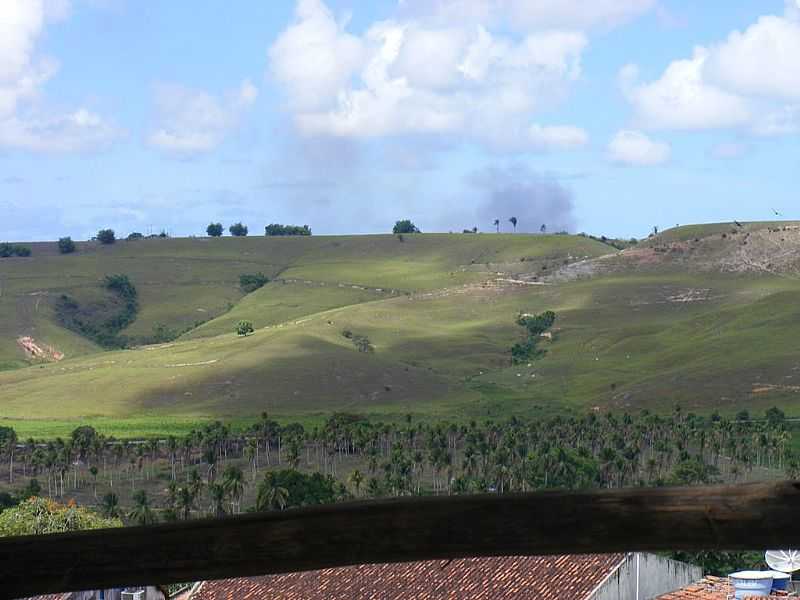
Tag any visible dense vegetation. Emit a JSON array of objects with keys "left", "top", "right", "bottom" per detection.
[
  {"left": 229, "top": 222, "right": 248, "bottom": 237},
  {"left": 57, "top": 237, "right": 76, "bottom": 254},
  {"left": 206, "top": 223, "right": 223, "bottom": 237},
  {"left": 511, "top": 310, "right": 556, "bottom": 364},
  {"left": 96, "top": 229, "right": 116, "bottom": 244},
  {"left": 0, "top": 408, "right": 792, "bottom": 531},
  {"left": 239, "top": 272, "right": 269, "bottom": 293},
  {"left": 0, "top": 243, "right": 31, "bottom": 257},
  {"left": 264, "top": 224, "right": 312, "bottom": 236},
  {"left": 56, "top": 274, "right": 139, "bottom": 348}
]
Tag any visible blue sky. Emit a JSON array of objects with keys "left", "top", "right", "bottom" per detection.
[{"left": 1, "top": 0, "right": 798, "bottom": 241}]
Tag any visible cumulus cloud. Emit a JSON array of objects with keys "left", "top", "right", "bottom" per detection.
[
  {"left": 147, "top": 79, "right": 258, "bottom": 154},
  {"left": 621, "top": 5, "right": 800, "bottom": 136},
  {"left": 397, "top": 0, "right": 655, "bottom": 31},
  {"left": 269, "top": 0, "right": 589, "bottom": 153},
  {"left": 470, "top": 165, "right": 576, "bottom": 233},
  {"left": 619, "top": 53, "right": 751, "bottom": 131},
  {"left": 607, "top": 130, "right": 670, "bottom": 166},
  {"left": 0, "top": 0, "right": 121, "bottom": 152}
]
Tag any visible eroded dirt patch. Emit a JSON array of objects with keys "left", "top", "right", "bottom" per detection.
[{"left": 17, "top": 336, "right": 64, "bottom": 362}]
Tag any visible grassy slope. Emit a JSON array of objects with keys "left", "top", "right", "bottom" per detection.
[{"left": 3, "top": 227, "right": 800, "bottom": 437}]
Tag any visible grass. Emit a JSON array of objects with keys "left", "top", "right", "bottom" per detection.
[{"left": 4, "top": 228, "right": 800, "bottom": 438}]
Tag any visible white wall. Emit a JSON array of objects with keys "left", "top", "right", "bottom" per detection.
[{"left": 591, "top": 553, "right": 703, "bottom": 600}]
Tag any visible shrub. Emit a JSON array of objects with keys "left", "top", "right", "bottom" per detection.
[
  {"left": 207, "top": 223, "right": 223, "bottom": 237},
  {"left": 126, "top": 232, "right": 144, "bottom": 241},
  {"left": 96, "top": 229, "right": 116, "bottom": 244},
  {"left": 0, "top": 497, "right": 122, "bottom": 537},
  {"left": 58, "top": 237, "right": 76, "bottom": 254},
  {"left": 511, "top": 310, "right": 556, "bottom": 364},
  {"left": 393, "top": 220, "right": 420, "bottom": 234},
  {"left": 264, "top": 224, "right": 311, "bottom": 236},
  {"left": 229, "top": 222, "right": 248, "bottom": 237},
  {"left": 0, "top": 243, "right": 31, "bottom": 257},
  {"left": 239, "top": 272, "right": 269, "bottom": 293},
  {"left": 236, "top": 320, "right": 254, "bottom": 336}
]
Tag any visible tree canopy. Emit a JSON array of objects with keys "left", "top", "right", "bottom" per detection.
[
  {"left": 229, "top": 223, "right": 248, "bottom": 237},
  {"left": 58, "top": 237, "right": 76, "bottom": 254},
  {"left": 393, "top": 220, "right": 420, "bottom": 234},
  {"left": 96, "top": 229, "right": 116, "bottom": 244},
  {"left": 207, "top": 223, "right": 223, "bottom": 237},
  {"left": 264, "top": 224, "right": 311, "bottom": 236},
  {"left": 0, "top": 497, "right": 121, "bottom": 537}
]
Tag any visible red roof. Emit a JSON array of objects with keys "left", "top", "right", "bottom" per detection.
[
  {"left": 656, "top": 575, "right": 793, "bottom": 600},
  {"left": 191, "top": 554, "right": 626, "bottom": 600}
]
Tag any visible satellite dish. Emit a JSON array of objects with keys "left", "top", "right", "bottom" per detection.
[{"left": 766, "top": 550, "right": 800, "bottom": 573}]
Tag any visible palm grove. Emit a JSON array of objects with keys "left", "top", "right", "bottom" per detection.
[{"left": 0, "top": 407, "right": 795, "bottom": 533}]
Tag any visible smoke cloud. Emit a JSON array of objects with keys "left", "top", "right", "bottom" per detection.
[{"left": 469, "top": 165, "right": 577, "bottom": 233}]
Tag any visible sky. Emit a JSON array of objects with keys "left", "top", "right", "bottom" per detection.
[{"left": 0, "top": 0, "right": 798, "bottom": 241}]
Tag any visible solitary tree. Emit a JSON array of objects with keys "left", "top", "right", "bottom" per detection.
[
  {"left": 393, "top": 220, "right": 420, "bottom": 234},
  {"left": 509, "top": 217, "right": 518, "bottom": 232},
  {"left": 58, "top": 237, "right": 76, "bottom": 254},
  {"left": 207, "top": 223, "right": 223, "bottom": 237},
  {"left": 96, "top": 229, "right": 116, "bottom": 244},
  {"left": 540, "top": 224, "right": 547, "bottom": 233},
  {"left": 236, "top": 320, "right": 254, "bottom": 336},
  {"left": 229, "top": 222, "right": 248, "bottom": 237},
  {"left": 493, "top": 219, "right": 500, "bottom": 233}
]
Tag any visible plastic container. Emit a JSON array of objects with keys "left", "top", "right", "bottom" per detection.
[
  {"left": 729, "top": 571, "right": 774, "bottom": 599},
  {"left": 767, "top": 571, "right": 791, "bottom": 590}
]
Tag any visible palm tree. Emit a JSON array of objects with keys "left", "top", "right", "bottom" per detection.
[
  {"left": 176, "top": 486, "right": 195, "bottom": 520},
  {"left": 493, "top": 219, "right": 500, "bottom": 233},
  {"left": 222, "top": 465, "right": 245, "bottom": 514},
  {"left": 128, "top": 490, "right": 156, "bottom": 525},
  {"left": 256, "top": 475, "right": 289, "bottom": 511},
  {"left": 207, "top": 482, "right": 227, "bottom": 518},
  {"left": 509, "top": 216, "right": 517, "bottom": 232},
  {"left": 101, "top": 492, "right": 120, "bottom": 518},
  {"left": 348, "top": 469, "right": 364, "bottom": 497},
  {"left": 89, "top": 466, "right": 99, "bottom": 499}
]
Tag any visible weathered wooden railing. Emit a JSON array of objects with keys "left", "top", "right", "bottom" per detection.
[{"left": 2, "top": 481, "right": 799, "bottom": 597}]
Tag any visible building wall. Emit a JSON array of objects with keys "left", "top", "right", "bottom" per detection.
[{"left": 591, "top": 553, "right": 703, "bottom": 600}]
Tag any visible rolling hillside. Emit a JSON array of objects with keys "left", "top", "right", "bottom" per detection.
[{"left": 2, "top": 224, "right": 800, "bottom": 438}]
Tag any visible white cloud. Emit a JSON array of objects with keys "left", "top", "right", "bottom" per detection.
[
  {"left": 0, "top": 108, "right": 122, "bottom": 152},
  {"left": 620, "top": 50, "right": 751, "bottom": 130},
  {"left": 270, "top": 1, "right": 588, "bottom": 152},
  {"left": 528, "top": 124, "right": 588, "bottom": 149},
  {"left": 147, "top": 79, "right": 258, "bottom": 154},
  {"left": 397, "top": 0, "right": 655, "bottom": 31},
  {"left": 621, "top": 6, "right": 800, "bottom": 136},
  {"left": 704, "top": 16, "right": 800, "bottom": 101},
  {"left": 269, "top": 0, "right": 365, "bottom": 112},
  {"left": 608, "top": 130, "right": 670, "bottom": 166},
  {"left": 0, "top": 0, "right": 120, "bottom": 152}
]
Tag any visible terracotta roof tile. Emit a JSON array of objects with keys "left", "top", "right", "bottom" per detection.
[
  {"left": 191, "top": 554, "right": 626, "bottom": 600},
  {"left": 656, "top": 575, "right": 793, "bottom": 600}
]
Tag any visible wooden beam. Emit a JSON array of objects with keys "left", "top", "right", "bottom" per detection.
[{"left": 2, "top": 482, "right": 800, "bottom": 598}]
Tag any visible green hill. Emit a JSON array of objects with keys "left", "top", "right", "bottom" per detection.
[{"left": 2, "top": 224, "right": 800, "bottom": 438}]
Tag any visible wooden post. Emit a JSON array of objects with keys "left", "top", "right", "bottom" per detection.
[{"left": 2, "top": 482, "right": 800, "bottom": 597}]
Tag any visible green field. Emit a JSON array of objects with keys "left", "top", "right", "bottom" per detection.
[{"left": 2, "top": 225, "right": 800, "bottom": 437}]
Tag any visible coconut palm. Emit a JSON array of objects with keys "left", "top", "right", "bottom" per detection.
[
  {"left": 207, "top": 482, "right": 227, "bottom": 518},
  {"left": 128, "top": 490, "right": 156, "bottom": 525},
  {"left": 222, "top": 465, "right": 245, "bottom": 514},
  {"left": 256, "top": 475, "right": 289, "bottom": 511},
  {"left": 509, "top": 216, "right": 517, "bottom": 232},
  {"left": 101, "top": 492, "right": 120, "bottom": 519}
]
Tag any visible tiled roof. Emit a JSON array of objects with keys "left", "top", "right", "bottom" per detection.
[
  {"left": 656, "top": 575, "right": 793, "bottom": 600},
  {"left": 191, "top": 553, "right": 626, "bottom": 600}
]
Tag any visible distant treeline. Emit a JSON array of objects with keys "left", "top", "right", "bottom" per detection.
[
  {"left": 264, "top": 224, "right": 311, "bottom": 237},
  {"left": 0, "top": 243, "right": 31, "bottom": 258},
  {"left": 577, "top": 232, "right": 639, "bottom": 250}
]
